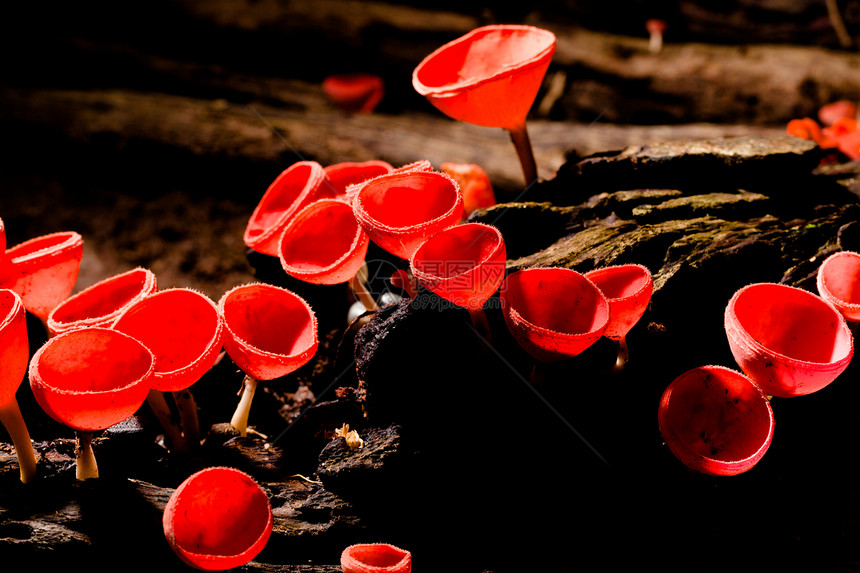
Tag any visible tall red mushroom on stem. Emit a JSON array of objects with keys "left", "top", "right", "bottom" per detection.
[
  {"left": 646, "top": 19, "right": 667, "bottom": 54},
  {"left": 413, "top": 25, "right": 557, "bottom": 187},
  {"left": 0, "top": 289, "right": 37, "bottom": 483},
  {"left": 218, "top": 283, "right": 317, "bottom": 437},
  {"left": 28, "top": 327, "right": 155, "bottom": 479}
]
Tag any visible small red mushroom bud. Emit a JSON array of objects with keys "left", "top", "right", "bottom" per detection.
[
  {"left": 163, "top": 466, "right": 273, "bottom": 571},
  {"left": 646, "top": 19, "right": 668, "bottom": 54},
  {"left": 818, "top": 100, "right": 858, "bottom": 126},
  {"left": 341, "top": 543, "right": 412, "bottom": 573},
  {"left": 322, "top": 73, "right": 385, "bottom": 114},
  {"left": 440, "top": 162, "right": 497, "bottom": 218}
]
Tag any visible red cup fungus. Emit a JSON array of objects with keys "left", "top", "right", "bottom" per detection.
[
  {"left": 28, "top": 327, "right": 155, "bottom": 479},
  {"left": 163, "top": 466, "right": 273, "bottom": 571},
  {"left": 0, "top": 230, "right": 83, "bottom": 325},
  {"left": 584, "top": 263, "right": 653, "bottom": 370},
  {"left": 323, "top": 160, "right": 394, "bottom": 198},
  {"left": 439, "top": 162, "right": 497, "bottom": 218},
  {"left": 500, "top": 267, "right": 610, "bottom": 363},
  {"left": 243, "top": 161, "right": 333, "bottom": 257},
  {"left": 658, "top": 365, "right": 774, "bottom": 476},
  {"left": 818, "top": 99, "right": 858, "bottom": 126},
  {"left": 0, "top": 289, "right": 38, "bottom": 483},
  {"left": 46, "top": 266, "right": 158, "bottom": 337},
  {"left": 816, "top": 250, "right": 860, "bottom": 322},
  {"left": 322, "top": 73, "right": 385, "bottom": 114},
  {"left": 344, "top": 160, "right": 433, "bottom": 206},
  {"left": 412, "top": 25, "right": 557, "bottom": 185},
  {"left": 218, "top": 283, "right": 318, "bottom": 436},
  {"left": 724, "top": 282, "right": 854, "bottom": 397},
  {"left": 352, "top": 170, "right": 464, "bottom": 260},
  {"left": 112, "top": 287, "right": 223, "bottom": 450},
  {"left": 341, "top": 542, "right": 412, "bottom": 573}
]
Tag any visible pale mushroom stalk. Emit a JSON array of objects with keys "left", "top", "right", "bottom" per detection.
[
  {"left": 508, "top": 124, "right": 538, "bottom": 187},
  {"left": 147, "top": 389, "right": 188, "bottom": 451},
  {"left": 0, "top": 400, "right": 37, "bottom": 483},
  {"left": 611, "top": 337, "right": 630, "bottom": 374},
  {"left": 173, "top": 389, "right": 200, "bottom": 447},
  {"left": 75, "top": 430, "right": 99, "bottom": 480},
  {"left": 230, "top": 374, "right": 258, "bottom": 437},
  {"left": 348, "top": 273, "right": 378, "bottom": 312}
]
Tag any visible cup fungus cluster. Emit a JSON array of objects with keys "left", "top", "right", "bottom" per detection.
[
  {"left": 660, "top": 271, "right": 855, "bottom": 476},
  {"left": 786, "top": 99, "right": 860, "bottom": 161}
]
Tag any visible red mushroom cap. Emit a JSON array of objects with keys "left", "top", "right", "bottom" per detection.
[
  {"left": 500, "top": 267, "right": 610, "bottom": 362},
  {"left": 0, "top": 231, "right": 83, "bottom": 321},
  {"left": 584, "top": 264, "right": 652, "bottom": 340},
  {"left": 818, "top": 100, "right": 858, "bottom": 127},
  {"left": 322, "top": 73, "right": 385, "bottom": 114},
  {"left": 0, "top": 289, "right": 28, "bottom": 406},
  {"left": 341, "top": 543, "right": 412, "bottom": 573},
  {"left": 658, "top": 365, "right": 774, "bottom": 476},
  {"left": 28, "top": 327, "right": 154, "bottom": 431},
  {"left": 725, "top": 282, "right": 854, "bottom": 397},
  {"left": 353, "top": 170, "right": 464, "bottom": 260},
  {"left": 323, "top": 160, "right": 394, "bottom": 198},
  {"left": 816, "top": 250, "right": 860, "bottom": 322},
  {"left": 218, "top": 283, "right": 318, "bottom": 381},
  {"left": 440, "top": 162, "right": 497, "bottom": 217},
  {"left": 111, "top": 288, "right": 223, "bottom": 392},
  {"left": 163, "top": 466, "right": 273, "bottom": 571},
  {"left": 278, "top": 198, "right": 370, "bottom": 285},
  {"left": 412, "top": 25, "right": 557, "bottom": 131},
  {"left": 243, "top": 161, "right": 334, "bottom": 257},
  {"left": 410, "top": 222, "right": 506, "bottom": 310},
  {"left": 47, "top": 267, "right": 158, "bottom": 337}
]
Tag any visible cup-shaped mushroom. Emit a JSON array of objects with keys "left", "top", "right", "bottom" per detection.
[
  {"left": 410, "top": 222, "right": 506, "bottom": 311},
  {"left": 500, "top": 267, "right": 610, "bottom": 362},
  {"left": 344, "top": 160, "right": 433, "bottom": 205},
  {"left": 278, "top": 198, "right": 370, "bottom": 285},
  {"left": 725, "top": 282, "right": 854, "bottom": 397},
  {"left": 816, "top": 250, "right": 860, "bottom": 322},
  {"left": 163, "top": 466, "right": 273, "bottom": 571},
  {"left": 584, "top": 264, "right": 653, "bottom": 341},
  {"left": 46, "top": 267, "right": 158, "bottom": 337},
  {"left": 353, "top": 170, "right": 464, "bottom": 260},
  {"left": 322, "top": 73, "right": 385, "bottom": 114},
  {"left": 341, "top": 543, "right": 412, "bottom": 573},
  {"left": 218, "top": 283, "right": 318, "bottom": 381},
  {"left": 324, "top": 160, "right": 394, "bottom": 198},
  {"left": 111, "top": 288, "right": 223, "bottom": 393},
  {"left": 0, "top": 231, "right": 83, "bottom": 322},
  {"left": 28, "top": 327, "right": 155, "bottom": 431},
  {"left": 243, "top": 161, "right": 333, "bottom": 257},
  {"left": 412, "top": 25, "right": 556, "bottom": 132},
  {"left": 0, "top": 290, "right": 28, "bottom": 406},
  {"left": 658, "top": 365, "right": 775, "bottom": 476}
]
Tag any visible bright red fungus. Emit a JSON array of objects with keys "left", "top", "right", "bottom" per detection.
[
  {"left": 0, "top": 289, "right": 37, "bottom": 483},
  {"left": 322, "top": 73, "right": 385, "bottom": 114},
  {"left": 47, "top": 266, "right": 158, "bottom": 337},
  {"left": 584, "top": 264, "right": 653, "bottom": 370},
  {"left": 500, "top": 267, "right": 610, "bottom": 363},
  {"left": 725, "top": 282, "right": 854, "bottom": 397},
  {"left": 28, "top": 327, "right": 155, "bottom": 479},
  {"left": 218, "top": 283, "right": 318, "bottom": 436},
  {"left": 0, "top": 231, "right": 83, "bottom": 324},
  {"left": 353, "top": 170, "right": 464, "bottom": 260},
  {"left": 341, "top": 543, "right": 412, "bottom": 573},
  {"left": 163, "top": 466, "right": 273, "bottom": 571},
  {"left": 324, "top": 160, "right": 394, "bottom": 198},
  {"left": 439, "top": 162, "right": 497, "bottom": 218},
  {"left": 658, "top": 365, "right": 774, "bottom": 476},
  {"left": 818, "top": 99, "right": 858, "bottom": 126},
  {"left": 243, "top": 161, "right": 334, "bottom": 257},
  {"left": 816, "top": 250, "right": 860, "bottom": 322},
  {"left": 412, "top": 25, "right": 556, "bottom": 185}
]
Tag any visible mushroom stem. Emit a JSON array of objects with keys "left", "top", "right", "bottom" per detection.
[
  {"left": 230, "top": 375, "right": 258, "bottom": 438},
  {"left": 173, "top": 389, "right": 201, "bottom": 448},
  {"left": 612, "top": 337, "right": 630, "bottom": 374},
  {"left": 348, "top": 273, "right": 378, "bottom": 312},
  {"left": 0, "top": 400, "right": 38, "bottom": 484},
  {"left": 147, "top": 389, "right": 188, "bottom": 452},
  {"left": 467, "top": 306, "right": 492, "bottom": 343},
  {"left": 75, "top": 430, "right": 99, "bottom": 480},
  {"left": 507, "top": 123, "right": 538, "bottom": 187}
]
